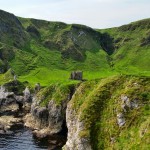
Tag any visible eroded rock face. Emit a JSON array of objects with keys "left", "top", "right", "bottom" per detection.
[
  {"left": 48, "top": 100, "right": 63, "bottom": 133},
  {"left": 117, "top": 95, "right": 139, "bottom": 127},
  {"left": 63, "top": 102, "right": 92, "bottom": 150},
  {"left": 0, "top": 9, "right": 28, "bottom": 48},
  {"left": 121, "top": 95, "right": 139, "bottom": 110},
  {"left": 23, "top": 87, "right": 31, "bottom": 102},
  {"left": 0, "top": 85, "right": 32, "bottom": 133},
  {"left": 25, "top": 96, "right": 70, "bottom": 137},
  {"left": 0, "top": 86, "right": 15, "bottom": 106}
]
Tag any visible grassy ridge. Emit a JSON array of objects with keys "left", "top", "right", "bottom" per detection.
[
  {"left": 70, "top": 75, "right": 150, "bottom": 149},
  {"left": 99, "top": 18, "right": 150, "bottom": 74},
  {"left": 0, "top": 10, "right": 149, "bottom": 86}
]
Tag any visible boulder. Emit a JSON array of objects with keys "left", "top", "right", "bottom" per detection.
[
  {"left": 23, "top": 87, "right": 31, "bottom": 102},
  {"left": 117, "top": 113, "right": 125, "bottom": 127}
]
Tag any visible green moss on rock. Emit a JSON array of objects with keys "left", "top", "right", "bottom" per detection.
[
  {"left": 69, "top": 75, "right": 150, "bottom": 150},
  {"left": 37, "top": 83, "right": 76, "bottom": 106}
]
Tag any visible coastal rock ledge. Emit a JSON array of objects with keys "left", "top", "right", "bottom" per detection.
[{"left": 63, "top": 101, "right": 92, "bottom": 150}]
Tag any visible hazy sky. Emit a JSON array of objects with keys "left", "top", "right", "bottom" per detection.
[{"left": 0, "top": 0, "right": 150, "bottom": 28}]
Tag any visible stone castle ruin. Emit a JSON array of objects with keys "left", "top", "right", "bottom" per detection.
[{"left": 70, "top": 71, "right": 83, "bottom": 80}]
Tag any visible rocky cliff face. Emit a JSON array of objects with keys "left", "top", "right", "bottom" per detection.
[
  {"left": 0, "top": 9, "right": 28, "bottom": 48},
  {"left": 63, "top": 76, "right": 150, "bottom": 150},
  {"left": 1, "top": 76, "right": 149, "bottom": 149},
  {"left": 24, "top": 99, "right": 67, "bottom": 137},
  {"left": 24, "top": 84, "right": 75, "bottom": 138},
  {"left": 0, "top": 81, "right": 30, "bottom": 133},
  {"left": 63, "top": 101, "right": 92, "bottom": 150}
]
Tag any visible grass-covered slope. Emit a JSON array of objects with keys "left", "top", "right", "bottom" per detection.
[
  {"left": 70, "top": 75, "right": 150, "bottom": 149},
  {"left": 0, "top": 9, "right": 149, "bottom": 85},
  {"left": 99, "top": 19, "right": 150, "bottom": 75}
]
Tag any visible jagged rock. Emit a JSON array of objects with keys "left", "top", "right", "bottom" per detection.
[
  {"left": 23, "top": 87, "right": 31, "bottom": 102},
  {"left": 26, "top": 97, "right": 69, "bottom": 137},
  {"left": 0, "top": 86, "right": 16, "bottom": 106},
  {"left": 32, "top": 129, "right": 49, "bottom": 138},
  {"left": 36, "top": 107, "right": 49, "bottom": 127},
  {"left": 15, "top": 95, "right": 24, "bottom": 102},
  {"left": 117, "top": 113, "right": 125, "bottom": 127},
  {"left": 63, "top": 102, "right": 92, "bottom": 150},
  {"left": 24, "top": 82, "right": 75, "bottom": 139},
  {"left": 121, "top": 103, "right": 128, "bottom": 112},
  {"left": 34, "top": 83, "right": 41, "bottom": 93},
  {"left": 0, "top": 85, "right": 25, "bottom": 107},
  {"left": 0, "top": 84, "right": 32, "bottom": 133},
  {"left": 13, "top": 75, "right": 18, "bottom": 83},
  {"left": 121, "top": 95, "right": 129, "bottom": 103},
  {"left": 0, "top": 115, "right": 22, "bottom": 131},
  {"left": 0, "top": 86, "right": 7, "bottom": 99},
  {"left": 0, "top": 124, "right": 4, "bottom": 131},
  {"left": 121, "top": 95, "right": 138, "bottom": 111},
  {"left": 130, "top": 99, "right": 138, "bottom": 108},
  {"left": 48, "top": 100, "right": 63, "bottom": 130},
  {"left": 6, "top": 92, "right": 14, "bottom": 98}
]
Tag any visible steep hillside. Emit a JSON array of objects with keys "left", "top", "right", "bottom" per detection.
[
  {"left": 63, "top": 75, "right": 150, "bottom": 150},
  {"left": 0, "top": 9, "right": 149, "bottom": 85},
  {"left": 0, "top": 10, "right": 28, "bottom": 48},
  {"left": 99, "top": 19, "right": 150, "bottom": 74}
]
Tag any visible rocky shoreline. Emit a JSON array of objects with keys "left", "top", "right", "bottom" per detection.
[
  {"left": 0, "top": 81, "right": 69, "bottom": 149},
  {"left": 0, "top": 81, "right": 31, "bottom": 134},
  {"left": 1, "top": 76, "right": 149, "bottom": 150}
]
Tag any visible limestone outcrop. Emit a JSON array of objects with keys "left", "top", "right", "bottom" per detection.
[
  {"left": 0, "top": 84, "right": 31, "bottom": 133},
  {"left": 24, "top": 84, "right": 75, "bottom": 138},
  {"left": 63, "top": 102, "right": 92, "bottom": 150}
]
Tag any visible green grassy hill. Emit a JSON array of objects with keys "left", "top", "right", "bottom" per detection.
[
  {"left": 69, "top": 75, "right": 150, "bottom": 150},
  {"left": 0, "top": 9, "right": 149, "bottom": 85},
  {"left": 0, "top": 10, "right": 149, "bottom": 150},
  {"left": 99, "top": 19, "right": 150, "bottom": 75}
]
